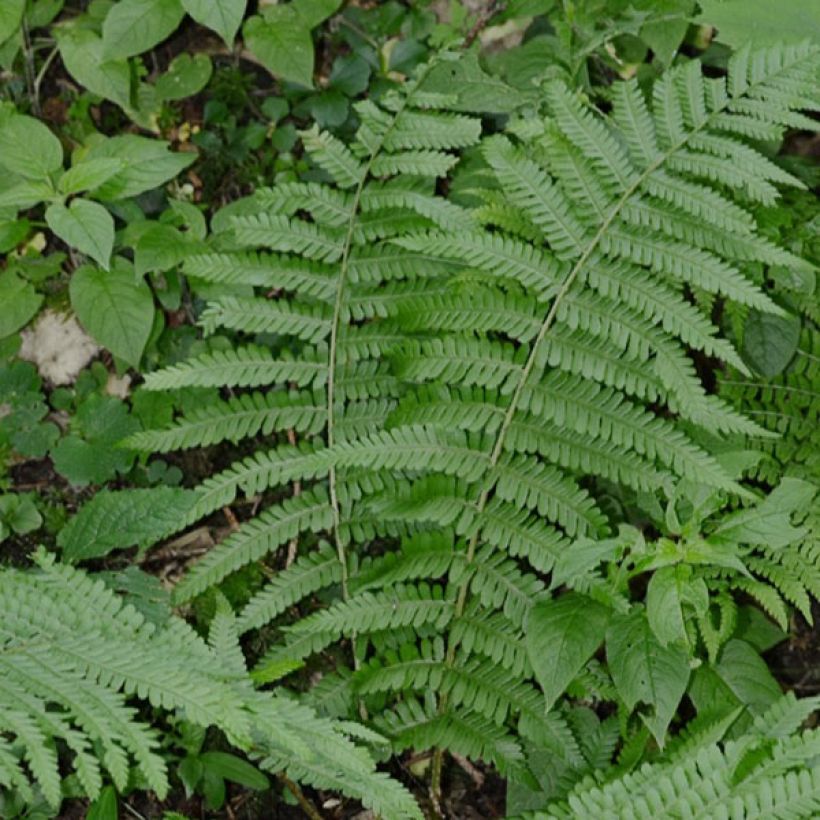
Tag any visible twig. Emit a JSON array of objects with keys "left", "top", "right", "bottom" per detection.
[
  {"left": 465, "top": 1, "right": 507, "bottom": 48},
  {"left": 278, "top": 774, "right": 325, "bottom": 820}
]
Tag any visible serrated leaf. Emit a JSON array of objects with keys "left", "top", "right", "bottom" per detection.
[
  {"left": 714, "top": 639, "right": 782, "bottom": 713},
  {"left": 69, "top": 260, "right": 155, "bottom": 366},
  {"left": 51, "top": 395, "right": 140, "bottom": 486},
  {"left": 59, "top": 487, "right": 198, "bottom": 561},
  {"left": 606, "top": 607, "right": 690, "bottom": 746},
  {"left": 102, "top": 0, "right": 185, "bottom": 60},
  {"left": 0, "top": 112, "right": 62, "bottom": 179},
  {"left": 527, "top": 592, "right": 610, "bottom": 711},
  {"left": 181, "top": 0, "right": 246, "bottom": 46},
  {"left": 742, "top": 310, "right": 801, "bottom": 377},
  {"left": 646, "top": 566, "right": 687, "bottom": 646},
  {"left": 46, "top": 199, "right": 114, "bottom": 270}
]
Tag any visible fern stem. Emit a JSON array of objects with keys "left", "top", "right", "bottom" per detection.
[{"left": 326, "top": 61, "right": 437, "bottom": 652}]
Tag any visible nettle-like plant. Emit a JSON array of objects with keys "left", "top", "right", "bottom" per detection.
[{"left": 100, "top": 42, "right": 819, "bottom": 803}]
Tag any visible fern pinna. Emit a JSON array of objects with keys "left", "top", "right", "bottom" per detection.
[{"left": 127, "top": 44, "right": 819, "bottom": 794}]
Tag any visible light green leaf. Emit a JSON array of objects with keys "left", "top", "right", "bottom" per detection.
[
  {"left": 742, "top": 310, "right": 801, "bottom": 377},
  {"left": 696, "top": 0, "right": 820, "bottom": 46},
  {"left": 55, "top": 28, "right": 132, "bottom": 110},
  {"left": 46, "top": 199, "right": 114, "bottom": 270},
  {"left": 0, "top": 494, "right": 42, "bottom": 536},
  {"left": 0, "top": 271, "right": 42, "bottom": 338},
  {"left": 526, "top": 592, "right": 610, "bottom": 711},
  {"left": 181, "top": 0, "right": 246, "bottom": 46},
  {"left": 154, "top": 52, "right": 213, "bottom": 101},
  {"left": 0, "top": 0, "right": 24, "bottom": 44},
  {"left": 102, "top": 0, "right": 185, "bottom": 60},
  {"left": 134, "top": 222, "right": 201, "bottom": 275},
  {"left": 606, "top": 607, "right": 690, "bottom": 746},
  {"left": 423, "top": 53, "right": 525, "bottom": 113},
  {"left": 646, "top": 566, "right": 687, "bottom": 646},
  {"left": 0, "top": 179, "right": 53, "bottom": 210},
  {"left": 69, "top": 260, "right": 155, "bottom": 366},
  {"left": 292, "top": 0, "right": 343, "bottom": 27},
  {"left": 58, "top": 158, "right": 125, "bottom": 195},
  {"left": 714, "top": 639, "right": 782, "bottom": 714},
  {"left": 244, "top": 7, "right": 316, "bottom": 87},
  {"left": 711, "top": 478, "right": 814, "bottom": 549},
  {"left": 84, "top": 135, "right": 196, "bottom": 200},
  {"left": 0, "top": 112, "right": 63, "bottom": 179}
]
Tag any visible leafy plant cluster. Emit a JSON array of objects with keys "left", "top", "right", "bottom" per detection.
[{"left": 0, "top": 1, "right": 819, "bottom": 818}]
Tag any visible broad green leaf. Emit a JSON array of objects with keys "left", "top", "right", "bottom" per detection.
[
  {"left": 0, "top": 0, "right": 24, "bottom": 44},
  {"left": 423, "top": 53, "right": 525, "bottom": 113},
  {"left": 59, "top": 487, "right": 198, "bottom": 561},
  {"left": 635, "top": 0, "right": 694, "bottom": 65},
  {"left": 0, "top": 218, "right": 30, "bottom": 252},
  {"left": 102, "top": 0, "right": 185, "bottom": 60},
  {"left": 154, "top": 52, "right": 213, "bottom": 101},
  {"left": 199, "top": 752, "right": 269, "bottom": 790},
  {"left": 181, "top": 0, "right": 245, "bottom": 46},
  {"left": 714, "top": 639, "right": 782, "bottom": 714},
  {"left": 742, "top": 310, "right": 801, "bottom": 377},
  {"left": 606, "top": 607, "right": 690, "bottom": 746},
  {"left": 710, "top": 478, "right": 814, "bottom": 549},
  {"left": 58, "top": 158, "right": 125, "bottom": 195},
  {"left": 0, "top": 179, "right": 53, "bottom": 210},
  {"left": 69, "top": 260, "right": 154, "bottom": 366},
  {"left": 646, "top": 566, "right": 687, "bottom": 646},
  {"left": 245, "top": 3, "right": 326, "bottom": 87},
  {"left": 51, "top": 395, "right": 140, "bottom": 486},
  {"left": 292, "top": 0, "right": 343, "bottom": 27},
  {"left": 46, "top": 199, "right": 114, "bottom": 270},
  {"left": 527, "top": 592, "right": 610, "bottom": 711},
  {"left": 696, "top": 0, "right": 820, "bottom": 46},
  {"left": 55, "top": 28, "right": 132, "bottom": 110},
  {"left": 134, "top": 222, "right": 201, "bottom": 275},
  {"left": 0, "top": 271, "right": 42, "bottom": 338},
  {"left": 0, "top": 112, "right": 62, "bottom": 179},
  {"left": 84, "top": 135, "right": 196, "bottom": 200}
]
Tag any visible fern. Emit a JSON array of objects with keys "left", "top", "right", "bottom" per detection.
[
  {"left": 524, "top": 696, "right": 820, "bottom": 819},
  {"left": 97, "top": 44, "right": 820, "bottom": 791},
  {"left": 0, "top": 553, "right": 421, "bottom": 817}
]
